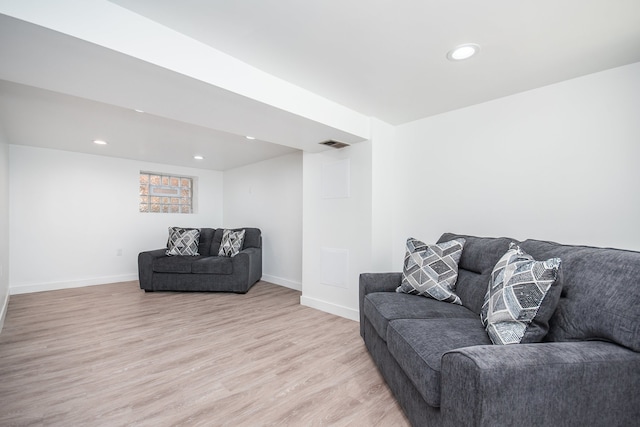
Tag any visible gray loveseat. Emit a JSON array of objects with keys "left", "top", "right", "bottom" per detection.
[
  {"left": 360, "top": 232, "right": 640, "bottom": 427},
  {"left": 138, "top": 227, "right": 262, "bottom": 293}
]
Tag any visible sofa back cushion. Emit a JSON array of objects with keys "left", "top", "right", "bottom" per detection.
[
  {"left": 197, "top": 228, "right": 216, "bottom": 257},
  {"left": 438, "top": 233, "right": 513, "bottom": 315},
  {"left": 211, "top": 227, "right": 261, "bottom": 255},
  {"left": 519, "top": 239, "right": 640, "bottom": 352}
]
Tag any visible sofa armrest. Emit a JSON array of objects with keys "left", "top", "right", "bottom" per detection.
[
  {"left": 231, "top": 247, "right": 262, "bottom": 291},
  {"left": 440, "top": 341, "right": 640, "bottom": 426},
  {"left": 359, "top": 272, "right": 402, "bottom": 336},
  {"left": 137, "top": 249, "right": 167, "bottom": 290}
]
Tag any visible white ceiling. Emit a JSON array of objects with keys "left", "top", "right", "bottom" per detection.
[
  {"left": 1, "top": 0, "right": 639, "bottom": 170},
  {"left": 110, "top": 0, "right": 640, "bottom": 124},
  {"left": 0, "top": 79, "right": 297, "bottom": 171}
]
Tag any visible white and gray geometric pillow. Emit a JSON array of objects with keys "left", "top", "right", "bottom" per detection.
[
  {"left": 218, "top": 229, "right": 246, "bottom": 257},
  {"left": 166, "top": 227, "right": 201, "bottom": 256},
  {"left": 396, "top": 237, "right": 466, "bottom": 305},
  {"left": 480, "top": 243, "right": 561, "bottom": 345}
]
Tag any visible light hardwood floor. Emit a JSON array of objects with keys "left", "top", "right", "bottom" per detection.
[{"left": 0, "top": 281, "right": 409, "bottom": 426}]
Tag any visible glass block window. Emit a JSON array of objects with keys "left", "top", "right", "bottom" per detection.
[{"left": 139, "top": 172, "right": 193, "bottom": 213}]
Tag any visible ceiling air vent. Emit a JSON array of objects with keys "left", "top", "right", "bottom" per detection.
[{"left": 319, "top": 140, "right": 350, "bottom": 149}]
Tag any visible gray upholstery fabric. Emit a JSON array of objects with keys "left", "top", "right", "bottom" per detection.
[
  {"left": 520, "top": 239, "right": 640, "bottom": 352},
  {"left": 138, "top": 228, "right": 262, "bottom": 293},
  {"left": 191, "top": 257, "right": 233, "bottom": 275},
  {"left": 437, "top": 233, "right": 513, "bottom": 314},
  {"left": 197, "top": 228, "right": 215, "bottom": 257},
  {"left": 152, "top": 255, "right": 204, "bottom": 273},
  {"left": 359, "top": 272, "right": 403, "bottom": 337},
  {"left": 137, "top": 248, "right": 165, "bottom": 289},
  {"left": 363, "top": 319, "right": 445, "bottom": 427},
  {"left": 441, "top": 341, "right": 640, "bottom": 426},
  {"left": 364, "top": 292, "right": 477, "bottom": 342},
  {"left": 359, "top": 233, "right": 640, "bottom": 426},
  {"left": 387, "top": 318, "right": 491, "bottom": 407}
]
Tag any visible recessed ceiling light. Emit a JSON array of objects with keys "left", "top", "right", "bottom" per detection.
[
  {"left": 245, "top": 136, "right": 256, "bottom": 140},
  {"left": 133, "top": 108, "right": 145, "bottom": 113},
  {"left": 447, "top": 43, "right": 480, "bottom": 61},
  {"left": 93, "top": 139, "right": 108, "bottom": 145},
  {"left": 193, "top": 155, "right": 204, "bottom": 160}
]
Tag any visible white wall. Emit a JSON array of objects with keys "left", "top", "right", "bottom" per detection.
[
  {"left": 302, "top": 142, "right": 373, "bottom": 320},
  {"left": 0, "top": 126, "right": 9, "bottom": 331},
  {"left": 392, "top": 62, "right": 640, "bottom": 265},
  {"left": 223, "top": 152, "right": 303, "bottom": 290},
  {"left": 5, "top": 62, "right": 639, "bottom": 326},
  {"left": 370, "top": 118, "right": 397, "bottom": 272},
  {"left": 9, "top": 145, "right": 223, "bottom": 294}
]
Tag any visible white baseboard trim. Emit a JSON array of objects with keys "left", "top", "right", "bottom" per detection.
[
  {"left": 300, "top": 294, "right": 359, "bottom": 322},
  {"left": 9, "top": 274, "right": 139, "bottom": 295},
  {"left": 261, "top": 274, "right": 301, "bottom": 291},
  {"left": 0, "top": 291, "right": 9, "bottom": 333}
]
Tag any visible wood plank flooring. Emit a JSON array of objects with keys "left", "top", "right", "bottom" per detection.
[{"left": 0, "top": 281, "right": 409, "bottom": 426}]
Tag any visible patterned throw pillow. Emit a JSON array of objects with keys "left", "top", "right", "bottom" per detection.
[
  {"left": 481, "top": 243, "right": 562, "bottom": 345},
  {"left": 218, "top": 229, "right": 246, "bottom": 257},
  {"left": 396, "top": 237, "right": 466, "bottom": 305},
  {"left": 166, "top": 227, "right": 201, "bottom": 256}
]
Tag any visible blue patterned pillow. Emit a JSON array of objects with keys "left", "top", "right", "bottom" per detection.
[
  {"left": 166, "top": 227, "right": 200, "bottom": 256},
  {"left": 396, "top": 237, "right": 466, "bottom": 305},
  {"left": 481, "top": 243, "right": 562, "bottom": 345}
]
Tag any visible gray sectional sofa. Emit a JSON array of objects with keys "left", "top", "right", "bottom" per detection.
[
  {"left": 360, "top": 232, "right": 640, "bottom": 427},
  {"left": 138, "top": 227, "right": 262, "bottom": 293}
]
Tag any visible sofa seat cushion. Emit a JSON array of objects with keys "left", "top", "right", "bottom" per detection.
[
  {"left": 191, "top": 257, "right": 233, "bottom": 275},
  {"left": 152, "top": 256, "right": 233, "bottom": 275},
  {"left": 386, "top": 318, "right": 491, "bottom": 408},
  {"left": 364, "top": 292, "right": 477, "bottom": 342},
  {"left": 152, "top": 256, "right": 204, "bottom": 273}
]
